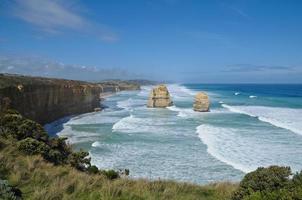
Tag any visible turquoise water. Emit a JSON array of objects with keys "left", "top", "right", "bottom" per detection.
[{"left": 46, "top": 84, "right": 302, "bottom": 184}]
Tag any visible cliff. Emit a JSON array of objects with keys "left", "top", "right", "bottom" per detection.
[{"left": 0, "top": 74, "right": 140, "bottom": 124}]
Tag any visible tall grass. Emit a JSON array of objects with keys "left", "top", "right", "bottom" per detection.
[{"left": 1, "top": 138, "right": 237, "bottom": 200}]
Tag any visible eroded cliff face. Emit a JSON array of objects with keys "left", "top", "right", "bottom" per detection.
[
  {"left": 147, "top": 84, "right": 173, "bottom": 108},
  {"left": 0, "top": 74, "right": 140, "bottom": 124},
  {"left": 193, "top": 92, "right": 210, "bottom": 112}
]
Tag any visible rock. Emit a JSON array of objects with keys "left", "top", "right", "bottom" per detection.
[
  {"left": 147, "top": 84, "right": 173, "bottom": 108},
  {"left": 193, "top": 92, "right": 210, "bottom": 112},
  {"left": 94, "top": 108, "right": 101, "bottom": 112}
]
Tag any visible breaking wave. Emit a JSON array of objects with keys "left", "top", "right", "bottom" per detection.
[
  {"left": 222, "top": 104, "right": 302, "bottom": 135},
  {"left": 197, "top": 124, "right": 302, "bottom": 173}
]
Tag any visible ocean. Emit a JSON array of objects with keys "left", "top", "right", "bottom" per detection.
[{"left": 46, "top": 84, "right": 302, "bottom": 184}]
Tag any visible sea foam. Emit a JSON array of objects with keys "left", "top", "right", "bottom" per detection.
[
  {"left": 197, "top": 123, "right": 302, "bottom": 173},
  {"left": 222, "top": 104, "right": 302, "bottom": 135}
]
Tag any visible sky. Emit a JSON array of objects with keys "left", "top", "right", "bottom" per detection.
[{"left": 0, "top": 0, "right": 302, "bottom": 83}]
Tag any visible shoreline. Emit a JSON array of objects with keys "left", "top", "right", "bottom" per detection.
[{"left": 44, "top": 90, "right": 121, "bottom": 136}]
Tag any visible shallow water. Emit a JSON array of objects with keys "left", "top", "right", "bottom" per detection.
[{"left": 46, "top": 84, "right": 302, "bottom": 184}]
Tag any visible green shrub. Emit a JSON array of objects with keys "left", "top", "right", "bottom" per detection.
[
  {"left": 87, "top": 165, "right": 99, "bottom": 174},
  {"left": 0, "top": 113, "right": 23, "bottom": 137},
  {"left": 43, "top": 149, "right": 66, "bottom": 165},
  {"left": 68, "top": 150, "right": 91, "bottom": 171},
  {"left": 100, "top": 169, "right": 120, "bottom": 180},
  {"left": 48, "top": 137, "right": 72, "bottom": 156},
  {"left": 0, "top": 160, "right": 9, "bottom": 179},
  {"left": 0, "top": 112, "right": 48, "bottom": 141},
  {"left": 1, "top": 109, "right": 20, "bottom": 115},
  {"left": 0, "top": 179, "right": 22, "bottom": 200},
  {"left": 232, "top": 166, "right": 292, "bottom": 200},
  {"left": 17, "top": 119, "right": 48, "bottom": 141},
  {"left": 17, "top": 138, "right": 49, "bottom": 155}
]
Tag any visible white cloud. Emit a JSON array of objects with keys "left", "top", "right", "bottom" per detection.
[{"left": 11, "top": 0, "right": 118, "bottom": 41}]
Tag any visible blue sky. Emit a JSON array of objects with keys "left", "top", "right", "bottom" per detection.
[{"left": 0, "top": 0, "right": 302, "bottom": 83}]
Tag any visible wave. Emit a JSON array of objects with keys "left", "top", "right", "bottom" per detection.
[
  {"left": 166, "top": 84, "right": 197, "bottom": 101},
  {"left": 117, "top": 98, "right": 145, "bottom": 110},
  {"left": 234, "top": 92, "right": 240, "bottom": 96},
  {"left": 197, "top": 124, "right": 302, "bottom": 173},
  {"left": 197, "top": 124, "right": 253, "bottom": 173},
  {"left": 56, "top": 124, "right": 100, "bottom": 144},
  {"left": 92, "top": 141, "right": 101, "bottom": 147},
  {"left": 168, "top": 105, "right": 229, "bottom": 118},
  {"left": 249, "top": 95, "right": 257, "bottom": 98},
  {"left": 137, "top": 85, "right": 153, "bottom": 97},
  {"left": 222, "top": 104, "right": 302, "bottom": 135},
  {"left": 112, "top": 114, "right": 177, "bottom": 134},
  {"left": 167, "top": 106, "right": 192, "bottom": 118}
]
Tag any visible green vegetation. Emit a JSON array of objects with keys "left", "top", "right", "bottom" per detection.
[
  {"left": 232, "top": 166, "right": 302, "bottom": 200},
  {"left": 0, "top": 180, "right": 22, "bottom": 200},
  {"left": 1, "top": 109, "right": 302, "bottom": 199}
]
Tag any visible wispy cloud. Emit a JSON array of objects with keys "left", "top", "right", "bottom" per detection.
[
  {"left": 228, "top": 6, "right": 251, "bottom": 20},
  {"left": 0, "top": 55, "right": 142, "bottom": 81},
  {"left": 224, "top": 64, "right": 295, "bottom": 73},
  {"left": 219, "top": 1, "right": 251, "bottom": 20},
  {"left": 10, "top": 0, "right": 118, "bottom": 42}
]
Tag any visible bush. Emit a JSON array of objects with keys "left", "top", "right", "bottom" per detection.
[
  {"left": 0, "top": 160, "right": 10, "bottom": 179},
  {"left": 0, "top": 179, "right": 22, "bottom": 200},
  {"left": 68, "top": 150, "right": 91, "bottom": 171},
  {"left": 48, "top": 137, "right": 72, "bottom": 156},
  {"left": 87, "top": 165, "right": 99, "bottom": 174},
  {"left": 0, "top": 113, "right": 23, "bottom": 137},
  {"left": 100, "top": 169, "right": 120, "bottom": 180},
  {"left": 0, "top": 112, "right": 48, "bottom": 141},
  {"left": 17, "top": 138, "right": 49, "bottom": 155},
  {"left": 17, "top": 119, "right": 48, "bottom": 141},
  {"left": 232, "top": 166, "right": 292, "bottom": 200},
  {"left": 43, "top": 149, "right": 66, "bottom": 165}
]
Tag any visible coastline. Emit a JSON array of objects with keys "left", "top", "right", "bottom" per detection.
[{"left": 0, "top": 73, "right": 141, "bottom": 124}]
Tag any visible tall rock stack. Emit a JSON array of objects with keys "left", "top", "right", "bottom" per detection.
[
  {"left": 193, "top": 92, "right": 210, "bottom": 112},
  {"left": 147, "top": 84, "right": 173, "bottom": 108}
]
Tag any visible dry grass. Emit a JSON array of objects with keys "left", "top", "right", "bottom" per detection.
[{"left": 1, "top": 139, "right": 238, "bottom": 200}]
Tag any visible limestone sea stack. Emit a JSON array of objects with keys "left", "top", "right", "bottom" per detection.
[
  {"left": 147, "top": 84, "right": 173, "bottom": 108},
  {"left": 193, "top": 92, "right": 210, "bottom": 112}
]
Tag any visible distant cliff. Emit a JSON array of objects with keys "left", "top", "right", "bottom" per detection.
[{"left": 0, "top": 74, "right": 140, "bottom": 124}]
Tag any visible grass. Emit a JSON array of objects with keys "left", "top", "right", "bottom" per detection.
[{"left": 0, "top": 137, "right": 238, "bottom": 200}]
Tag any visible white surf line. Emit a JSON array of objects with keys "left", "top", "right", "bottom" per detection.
[{"left": 222, "top": 104, "right": 302, "bottom": 135}]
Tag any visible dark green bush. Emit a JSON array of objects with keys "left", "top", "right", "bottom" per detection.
[
  {"left": 0, "top": 179, "right": 22, "bottom": 200},
  {"left": 87, "top": 165, "right": 99, "bottom": 174},
  {"left": 48, "top": 137, "right": 72, "bottom": 156},
  {"left": 1, "top": 109, "right": 20, "bottom": 115},
  {"left": 0, "top": 113, "right": 23, "bottom": 137},
  {"left": 100, "top": 169, "right": 120, "bottom": 180},
  {"left": 0, "top": 160, "right": 9, "bottom": 179},
  {"left": 232, "top": 166, "right": 292, "bottom": 200},
  {"left": 17, "top": 138, "right": 49, "bottom": 155},
  {"left": 43, "top": 149, "right": 66, "bottom": 165},
  {"left": 68, "top": 150, "right": 91, "bottom": 171},
  {"left": 17, "top": 119, "right": 48, "bottom": 141},
  {"left": 0, "top": 112, "right": 48, "bottom": 141}
]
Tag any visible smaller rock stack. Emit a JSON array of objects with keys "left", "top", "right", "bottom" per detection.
[
  {"left": 193, "top": 92, "right": 210, "bottom": 112},
  {"left": 147, "top": 84, "right": 173, "bottom": 108}
]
